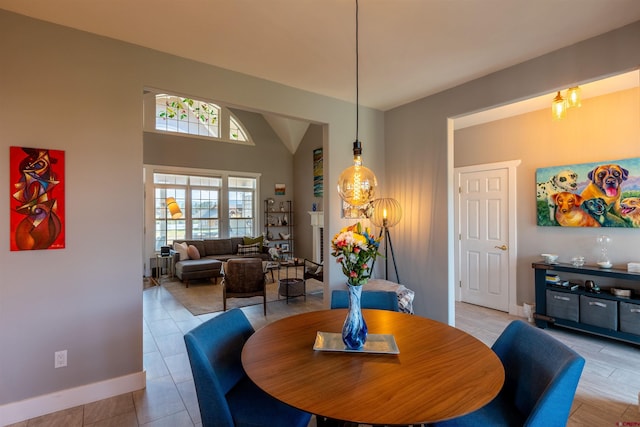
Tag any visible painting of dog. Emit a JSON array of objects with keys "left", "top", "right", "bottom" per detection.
[
  {"left": 552, "top": 192, "right": 600, "bottom": 227},
  {"left": 620, "top": 197, "right": 640, "bottom": 227},
  {"left": 536, "top": 157, "right": 640, "bottom": 228},
  {"left": 536, "top": 169, "right": 578, "bottom": 221},
  {"left": 580, "top": 164, "right": 629, "bottom": 214},
  {"left": 581, "top": 197, "right": 629, "bottom": 227}
]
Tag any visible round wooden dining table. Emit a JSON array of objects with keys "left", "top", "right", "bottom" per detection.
[{"left": 241, "top": 309, "right": 504, "bottom": 426}]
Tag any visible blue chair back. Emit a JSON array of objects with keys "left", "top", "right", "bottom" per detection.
[
  {"left": 184, "top": 309, "right": 254, "bottom": 427},
  {"left": 330, "top": 289, "right": 399, "bottom": 311},
  {"left": 493, "top": 320, "right": 585, "bottom": 426},
  {"left": 433, "top": 320, "right": 585, "bottom": 427}
]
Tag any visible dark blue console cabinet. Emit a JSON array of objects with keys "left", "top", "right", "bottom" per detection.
[{"left": 533, "top": 262, "right": 640, "bottom": 345}]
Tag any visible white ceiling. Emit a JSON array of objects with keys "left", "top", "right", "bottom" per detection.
[{"left": 2, "top": 0, "right": 640, "bottom": 112}]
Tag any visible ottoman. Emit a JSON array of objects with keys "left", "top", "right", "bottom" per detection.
[{"left": 175, "top": 259, "right": 222, "bottom": 287}]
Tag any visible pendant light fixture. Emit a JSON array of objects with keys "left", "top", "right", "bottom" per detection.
[
  {"left": 337, "top": 0, "right": 377, "bottom": 207},
  {"left": 565, "top": 86, "right": 582, "bottom": 109},
  {"left": 551, "top": 91, "right": 567, "bottom": 121}
]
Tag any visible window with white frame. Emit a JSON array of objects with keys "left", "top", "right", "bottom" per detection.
[
  {"left": 151, "top": 92, "right": 253, "bottom": 144},
  {"left": 152, "top": 170, "right": 258, "bottom": 251}
]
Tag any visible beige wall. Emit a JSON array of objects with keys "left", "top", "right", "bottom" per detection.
[
  {"left": 385, "top": 21, "right": 640, "bottom": 322},
  {"left": 455, "top": 87, "right": 640, "bottom": 305}
]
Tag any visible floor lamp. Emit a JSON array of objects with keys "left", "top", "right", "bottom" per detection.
[
  {"left": 165, "top": 196, "right": 183, "bottom": 246},
  {"left": 370, "top": 198, "right": 402, "bottom": 282}
]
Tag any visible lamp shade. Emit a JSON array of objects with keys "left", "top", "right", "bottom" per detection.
[
  {"left": 370, "top": 198, "right": 402, "bottom": 228},
  {"left": 166, "top": 197, "right": 183, "bottom": 219}
]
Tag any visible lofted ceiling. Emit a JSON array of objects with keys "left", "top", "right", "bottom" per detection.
[{"left": 2, "top": 1, "right": 640, "bottom": 150}]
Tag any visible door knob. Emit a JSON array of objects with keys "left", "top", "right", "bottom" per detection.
[{"left": 495, "top": 245, "right": 508, "bottom": 251}]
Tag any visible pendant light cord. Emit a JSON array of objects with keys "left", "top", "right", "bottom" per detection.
[{"left": 355, "top": 0, "right": 359, "bottom": 143}]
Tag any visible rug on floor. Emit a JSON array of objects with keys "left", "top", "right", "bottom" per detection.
[{"left": 161, "top": 275, "right": 323, "bottom": 316}]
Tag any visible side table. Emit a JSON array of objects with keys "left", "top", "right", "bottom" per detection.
[{"left": 152, "top": 254, "right": 174, "bottom": 286}]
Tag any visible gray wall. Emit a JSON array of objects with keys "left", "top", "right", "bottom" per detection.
[
  {"left": 293, "top": 124, "right": 324, "bottom": 261},
  {"left": 455, "top": 87, "right": 640, "bottom": 305},
  {"left": 385, "top": 21, "right": 640, "bottom": 322},
  {"left": 0, "top": 9, "right": 385, "bottom": 418}
]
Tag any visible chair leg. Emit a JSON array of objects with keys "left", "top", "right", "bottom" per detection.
[{"left": 263, "top": 293, "right": 266, "bottom": 316}]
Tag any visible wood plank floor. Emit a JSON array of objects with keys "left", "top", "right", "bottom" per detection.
[{"left": 7, "top": 281, "right": 639, "bottom": 426}]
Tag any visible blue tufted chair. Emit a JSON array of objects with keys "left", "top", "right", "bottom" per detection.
[
  {"left": 184, "top": 308, "right": 312, "bottom": 427},
  {"left": 330, "top": 289, "right": 399, "bottom": 311},
  {"left": 432, "top": 320, "right": 585, "bottom": 427}
]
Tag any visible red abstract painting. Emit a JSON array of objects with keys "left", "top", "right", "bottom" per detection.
[{"left": 10, "top": 146, "right": 65, "bottom": 250}]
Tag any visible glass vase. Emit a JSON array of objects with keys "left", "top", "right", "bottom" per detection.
[{"left": 342, "top": 283, "right": 368, "bottom": 350}]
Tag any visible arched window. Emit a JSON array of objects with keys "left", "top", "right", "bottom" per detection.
[{"left": 148, "top": 91, "right": 253, "bottom": 145}]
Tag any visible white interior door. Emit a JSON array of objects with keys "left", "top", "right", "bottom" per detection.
[{"left": 457, "top": 166, "right": 511, "bottom": 311}]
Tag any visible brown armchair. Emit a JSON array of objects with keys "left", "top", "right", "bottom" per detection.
[{"left": 222, "top": 258, "right": 267, "bottom": 315}]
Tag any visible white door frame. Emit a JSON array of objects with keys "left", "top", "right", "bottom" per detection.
[{"left": 453, "top": 160, "right": 520, "bottom": 316}]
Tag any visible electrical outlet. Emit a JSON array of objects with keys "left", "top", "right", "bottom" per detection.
[{"left": 54, "top": 350, "right": 67, "bottom": 368}]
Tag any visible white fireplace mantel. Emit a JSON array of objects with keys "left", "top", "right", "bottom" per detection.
[{"left": 308, "top": 211, "right": 324, "bottom": 263}]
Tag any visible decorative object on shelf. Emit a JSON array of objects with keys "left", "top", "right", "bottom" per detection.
[
  {"left": 281, "top": 242, "right": 290, "bottom": 252},
  {"left": 536, "top": 157, "right": 639, "bottom": 228},
  {"left": 267, "top": 198, "right": 275, "bottom": 212},
  {"left": 336, "top": 0, "right": 377, "bottom": 208},
  {"left": 331, "top": 222, "right": 382, "bottom": 349},
  {"left": 370, "top": 198, "right": 403, "bottom": 282},
  {"left": 571, "top": 256, "right": 585, "bottom": 267},
  {"left": 279, "top": 232, "right": 291, "bottom": 240},
  {"left": 541, "top": 253, "right": 559, "bottom": 264},
  {"left": 312, "top": 202, "right": 317, "bottom": 211},
  {"left": 279, "top": 202, "right": 285, "bottom": 212},
  {"left": 596, "top": 235, "right": 612, "bottom": 268},
  {"left": 282, "top": 214, "right": 288, "bottom": 225}
]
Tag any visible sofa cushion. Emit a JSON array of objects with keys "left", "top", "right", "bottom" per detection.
[
  {"left": 243, "top": 235, "right": 264, "bottom": 251},
  {"left": 230, "top": 237, "right": 244, "bottom": 254},
  {"left": 204, "top": 239, "right": 232, "bottom": 256},
  {"left": 176, "top": 259, "right": 222, "bottom": 274},
  {"left": 187, "top": 244, "right": 201, "bottom": 260},
  {"left": 237, "top": 243, "right": 261, "bottom": 255},
  {"left": 174, "top": 242, "right": 189, "bottom": 260}
]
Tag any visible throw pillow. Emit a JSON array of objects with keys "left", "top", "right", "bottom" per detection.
[
  {"left": 237, "top": 242, "right": 261, "bottom": 255},
  {"left": 243, "top": 235, "right": 264, "bottom": 251},
  {"left": 174, "top": 241, "right": 189, "bottom": 261},
  {"left": 187, "top": 244, "right": 200, "bottom": 260}
]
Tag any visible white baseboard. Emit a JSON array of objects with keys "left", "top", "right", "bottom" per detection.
[{"left": 0, "top": 370, "right": 146, "bottom": 426}]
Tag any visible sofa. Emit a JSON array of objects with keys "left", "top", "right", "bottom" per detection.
[{"left": 173, "top": 237, "right": 270, "bottom": 286}]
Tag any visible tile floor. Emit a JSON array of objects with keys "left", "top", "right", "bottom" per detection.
[{"left": 7, "top": 282, "right": 640, "bottom": 426}]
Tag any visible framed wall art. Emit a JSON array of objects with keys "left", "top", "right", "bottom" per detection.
[
  {"left": 313, "top": 148, "right": 323, "bottom": 197},
  {"left": 275, "top": 183, "right": 286, "bottom": 195},
  {"left": 536, "top": 157, "right": 640, "bottom": 228},
  {"left": 10, "top": 146, "right": 66, "bottom": 250}
]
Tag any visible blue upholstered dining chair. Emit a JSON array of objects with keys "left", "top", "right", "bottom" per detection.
[
  {"left": 184, "top": 308, "right": 312, "bottom": 427},
  {"left": 330, "top": 289, "right": 399, "bottom": 311},
  {"left": 432, "top": 320, "right": 585, "bottom": 427}
]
